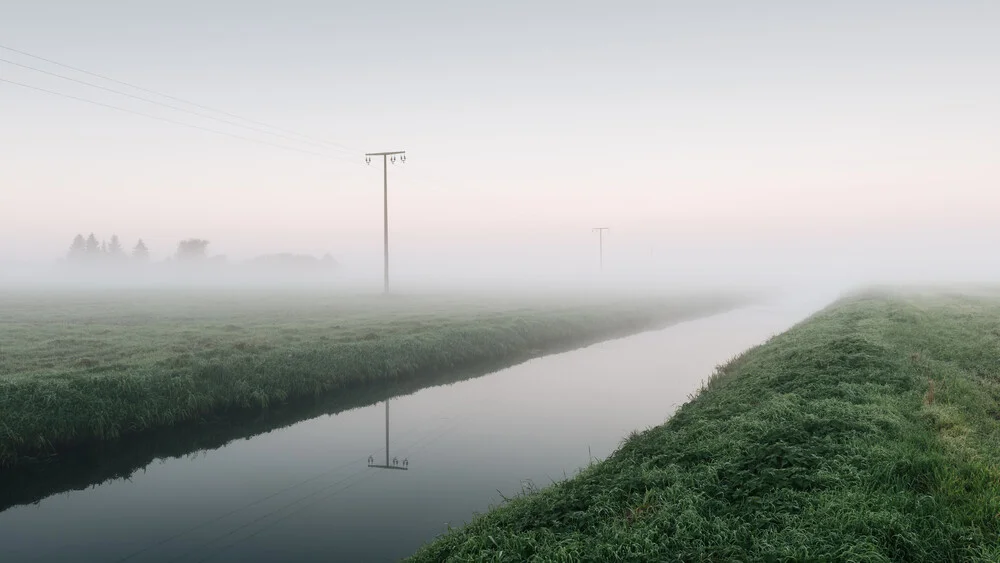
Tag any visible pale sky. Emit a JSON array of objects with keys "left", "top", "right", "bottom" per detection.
[{"left": 1, "top": 1, "right": 998, "bottom": 288}]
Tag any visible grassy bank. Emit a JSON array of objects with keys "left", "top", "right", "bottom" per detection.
[
  {"left": 0, "top": 290, "right": 744, "bottom": 468},
  {"left": 409, "top": 290, "right": 1000, "bottom": 562}
]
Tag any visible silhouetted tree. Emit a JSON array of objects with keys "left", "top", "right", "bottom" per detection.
[
  {"left": 108, "top": 234, "right": 125, "bottom": 259},
  {"left": 85, "top": 233, "right": 100, "bottom": 257},
  {"left": 175, "top": 239, "right": 210, "bottom": 261},
  {"left": 68, "top": 234, "right": 86, "bottom": 262},
  {"left": 132, "top": 239, "right": 149, "bottom": 261},
  {"left": 99, "top": 240, "right": 108, "bottom": 255}
]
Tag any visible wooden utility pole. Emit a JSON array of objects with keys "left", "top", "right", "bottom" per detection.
[
  {"left": 592, "top": 227, "right": 609, "bottom": 271},
  {"left": 365, "top": 150, "right": 406, "bottom": 294}
]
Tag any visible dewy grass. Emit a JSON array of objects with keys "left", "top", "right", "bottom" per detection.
[
  {"left": 0, "top": 290, "right": 745, "bottom": 468},
  {"left": 408, "top": 290, "right": 1000, "bottom": 562}
]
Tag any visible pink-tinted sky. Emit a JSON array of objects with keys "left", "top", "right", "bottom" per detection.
[{"left": 1, "top": 1, "right": 998, "bottom": 287}]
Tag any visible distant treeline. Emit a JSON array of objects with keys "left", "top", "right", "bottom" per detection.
[{"left": 63, "top": 233, "right": 337, "bottom": 273}]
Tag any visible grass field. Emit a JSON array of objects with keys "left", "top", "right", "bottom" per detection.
[
  {"left": 408, "top": 289, "right": 1000, "bottom": 562},
  {"left": 0, "top": 289, "right": 745, "bottom": 468}
]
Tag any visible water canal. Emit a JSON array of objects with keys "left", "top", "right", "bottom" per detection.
[{"left": 0, "top": 294, "right": 829, "bottom": 562}]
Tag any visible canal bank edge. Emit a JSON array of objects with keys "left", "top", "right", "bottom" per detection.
[
  {"left": 408, "top": 289, "right": 1000, "bottom": 562},
  {"left": 0, "top": 296, "right": 748, "bottom": 471}
]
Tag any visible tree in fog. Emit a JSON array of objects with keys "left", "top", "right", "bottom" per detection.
[
  {"left": 132, "top": 239, "right": 149, "bottom": 262},
  {"left": 85, "top": 233, "right": 100, "bottom": 257},
  {"left": 108, "top": 234, "right": 125, "bottom": 260},
  {"left": 68, "top": 234, "right": 86, "bottom": 262},
  {"left": 175, "top": 238, "right": 210, "bottom": 261}
]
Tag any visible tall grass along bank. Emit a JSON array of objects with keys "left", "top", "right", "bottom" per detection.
[
  {"left": 409, "top": 289, "right": 1000, "bottom": 562},
  {"left": 0, "top": 290, "right": 745, "bottom": 468}
]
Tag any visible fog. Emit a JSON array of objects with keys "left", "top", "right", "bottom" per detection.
[
  {"left": 4, "top": 231, "right": 999, "bottom": 303},
  {"left": 2, "top": 1, "right": 998, "bottom": 299}
]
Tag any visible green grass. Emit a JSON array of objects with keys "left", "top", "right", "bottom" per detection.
[
  {"left": 0, "top": 289, "right": 744, "bottom": 468},
  {"left": 408, "top": 289, "right": 1000, "bottom": 562}
]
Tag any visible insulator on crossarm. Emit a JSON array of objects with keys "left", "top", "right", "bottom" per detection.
[
  {"left": 365, "top": 156, "right": 371, "bottom": 164},
  {"left": 401, "top": 155, "right": 406, "bottom": 163},
  {"left": 391, "top": 156, "right": 396, "bottom": 163}
]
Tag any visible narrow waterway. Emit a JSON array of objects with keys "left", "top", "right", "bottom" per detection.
[{"left": 0, "top": 295, "right": 828, "bottom": 563}]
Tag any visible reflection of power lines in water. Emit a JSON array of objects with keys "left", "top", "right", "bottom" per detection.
[
  {"left": 394, "top": 395, "right": 497, "bottom": 462},
  {"left": 171, "top": 469, "right": 379, "bottom": 563},
  {"left": 394, "top": 414, "right": 473, "bottom": 461},
  {"left": 107, "top": 397, "right": 489, "bottom": 562},
  {"left": 107, "top": 449, "right": 370, "bottom": 563},
  {"left": 365, "top": 392, "right": 497, "bottom": 470},
  {"left": 188, "top": 405, "right": 487, "bottom": 561},
  {"left": 171, "top": 396, "right": 490, "bottom": 560}
]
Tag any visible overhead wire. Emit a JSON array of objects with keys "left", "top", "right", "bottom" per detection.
[
  {"left": 0, "top": 45, "right": 464, "bottom": 188},
  {"left": 0, "top": 57, "right": 358, "bottom": 160},
  {"left": 1, "top": 46, "right": 454, "bottom": 184},
  {"left": 0, "top": 78, "right": 340, "bottom": 160},
  {"left": 0, "top": 43, "right": 360, "bottom": 155}
]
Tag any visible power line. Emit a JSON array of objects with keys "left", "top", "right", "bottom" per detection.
[
  {"left": 0, "top": 43, "right": 358, "bottom": 155},
  {"left": 0, "top": 77, "right": 339, "bottom": 159},
  {"left": 0, "top": 57, "right": 356, "bottom": 159}
]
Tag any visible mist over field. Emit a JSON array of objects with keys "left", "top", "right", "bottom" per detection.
[
  {"left": 2, "top": 2, "right": 999, "bottom": 562},
  {"left": 2, "top": 231, "right": 999, "bottom": 299},
  {"left": 2, "top": 1, "right": 997, "bottom": 300}
]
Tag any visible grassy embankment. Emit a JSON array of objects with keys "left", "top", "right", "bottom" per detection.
[
  {"left": 410, "top": 289, "right": 1000, "bottom": 562},
  {"left": 0, "top": 290, "right": 744, "bottom": 468}
]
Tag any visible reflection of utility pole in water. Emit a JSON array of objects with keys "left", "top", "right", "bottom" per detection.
[
  {"left": 592, "top": 227, "right": 609, "bottom": 271},
  {"left": 367, "top": 399, "right": 408, "bottom": 470}
]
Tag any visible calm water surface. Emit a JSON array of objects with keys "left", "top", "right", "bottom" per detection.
[{"left": 0, "top": 296, "right": 827, "bottom": 563}]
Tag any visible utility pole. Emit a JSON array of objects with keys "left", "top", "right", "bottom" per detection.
[
  {"left": 365, "top": 150, "right": 406, "bottom": 294},
  {"left": 592, "top": 227, "right": 609, "bottom": 271},
  {"left": 367, "top": 399, "right": 408, "bottom": 471}
]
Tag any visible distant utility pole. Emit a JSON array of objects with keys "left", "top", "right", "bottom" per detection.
[
  {"left": 367, "top": 399, "right": 408, "bottom": 471},
  {"left": 365, "top": 150, "right": 406, "bottom": 294},
  {"left": 592, "top": 227, "right": 609, "bottom": 271}
]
